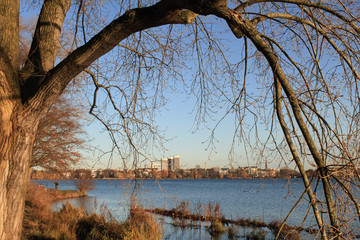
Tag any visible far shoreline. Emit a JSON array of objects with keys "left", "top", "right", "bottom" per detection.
[{"left": 32, "top": 176, "right": 300, "bottom": 181}]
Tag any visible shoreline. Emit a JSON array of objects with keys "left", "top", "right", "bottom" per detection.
[
  {"left": 33, "top": 183, "right": 87, "bottom": 202},
  {"left": 31, "top": 176, "right": 297, "bottom": 181}
]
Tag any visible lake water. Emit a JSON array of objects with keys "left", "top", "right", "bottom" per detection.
[{"left": 34, "top": 178, "right": 359, "bottom": 239}]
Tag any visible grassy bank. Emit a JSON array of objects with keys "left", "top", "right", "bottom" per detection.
[{"left": 22, "top": 183, "right": 161, "bottom": 240}]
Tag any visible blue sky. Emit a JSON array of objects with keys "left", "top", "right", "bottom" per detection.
[
  {"left": 83, "top": 83, "right": 249, "bottom": 170},
  {"left": 21, "top": 2, "right": 321, "bottom": 171},
  {"left": 20, "top": 2, "right": 257, "bottom": 170},
  {"left": 81, "top": 64, "right": 280, "bottom": 171}
]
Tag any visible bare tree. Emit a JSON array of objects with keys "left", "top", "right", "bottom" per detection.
[
  {"left": 31, "top": 94, "right": 86, "bottom": 173},
  {"left": 0, "top": 0, "right": 360, "bottom": 239}
]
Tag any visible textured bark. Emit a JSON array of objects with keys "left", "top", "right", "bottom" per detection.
[
  {"left": 0, "top": 1, "right": 22, "bottom": 237},
  {"left": 0, "top": 107, "right": 37, "bottom": 240},
  {"left": 21, "top": 0, "right": 71, "bottom": 100}
]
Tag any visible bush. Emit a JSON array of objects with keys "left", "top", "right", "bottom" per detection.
[
  {"left": 76, "top": 214, "right": 124, "bottom": 240},
  {"left": 123, "top": 206, "right": 162, "bottom": 240},
  {"left": 73, "top": 178, "right": 95, "bottom": 195},
  {"left": 228, "top": 225, "right": 236, "bottom": 239},
  {"left": 269, "top": 220, "right": 301, "bottom": 240},
  {"left": 208, "top": 220, "right": 227, "bottom": 237},
  {"left": 246, "top": 228, "right": 266, "bottom": 240},
  {"left": 23, "top": 184, "right": 53, "bottom": 239}
]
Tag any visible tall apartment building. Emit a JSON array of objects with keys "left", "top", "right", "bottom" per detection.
[
  {"left": 173, "top": 155, "right": 180, "bottom": 170},
  {"left": 168, "top": 157, "right": 174, "bottom": 171},
  {"left": 168, "top": 156, "right": 180, "bottom": 171},
  {"left": 161, "top": 158, "right": 168, "bottom": 171},
  {"left": 160, "top": 156, "right": 180, "bottom": 171}
]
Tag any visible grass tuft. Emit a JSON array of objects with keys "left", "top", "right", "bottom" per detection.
[{"left": 246, "top": 228, "right": 266, "bottom": 240}]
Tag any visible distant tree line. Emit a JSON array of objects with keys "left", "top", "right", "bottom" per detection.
[{"left": 31, "top": 167, "right": 321, "bottom": 180}]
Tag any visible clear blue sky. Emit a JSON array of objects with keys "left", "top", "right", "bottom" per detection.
[
  {"left": 20, "top": 2, "right": 257, "bottom": 170},
  {"left": 81, "top": 65, "right": 277, "bottom": 170},
  {"left": 84, "top": 93, "right": 249, "bottom": 170},
  {"left": 20, "top": 2, "right": 299, "bottom": 170},
  {"left": 78, "top": 27, "right": 280, "bottom": 170},
  {"left": 80, "top": 36, "right": 265, "bottom": 170}
]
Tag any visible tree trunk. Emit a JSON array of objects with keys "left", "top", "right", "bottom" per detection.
[{"left": 0, "top": 105, "right": 38, "bottom": 240}]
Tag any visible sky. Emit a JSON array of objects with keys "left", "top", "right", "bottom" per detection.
[
  {"left": 20, "top": 1, "right": 327, "bottom": 171},
  {"left": 20, "top": 1, "right": 257, "bottom": 170},
  {"left": 71, "top": 25, "right": 287, "bottom": 171},
  {"left": 83, "top": 82, "right": 251, "bottom": 170},
  {"left": 81, "top": 62, "right": 281, "bottom": 171},
  {"left": 79, "top": 36, "right": 268, "bottom": 170}
]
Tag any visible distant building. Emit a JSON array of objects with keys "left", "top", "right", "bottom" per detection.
[
  {"left": 173, "top": 156, "right": 180, "bottom": 170},
  {"left": 243, "top": 166, "right": 259, "bottom": 177},
  {"left": 168, "top": 157, "right": 174, "bottom": 171},
  {"left": 151, "top": 163, "right": 161, "bottom": 170},
  {"left": 91, "top": 170, "right": 97, "bottom": 178},
  {"left": 161, "top": 158, "right": 168, "bottom": 171},
  {"left": 220, "top": 168, "right": 229, "bottom": 176},
  {"left": 161, "top": 156, "right": 180, "bottom": 171},
  {"left": 145, "top": 162, "right": 161, "bottom": 170}
]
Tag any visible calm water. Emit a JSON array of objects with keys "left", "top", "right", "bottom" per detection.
[{"left": 34, "top": 178, "right": 358, "bottom": 239}]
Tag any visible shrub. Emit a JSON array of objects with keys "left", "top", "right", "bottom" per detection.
[
  {"left": 23, "top": 183, "right": 54, "bottom": 239},
  {"left": 208, "top": 220, "right": 227, "bottom": 237},
  {"left": 51, "top": 202, "right": 84, "bottom": 238},
  {"left": 76, "top": 214, "right": 124, "bottom": 240},
  {"left": 246, "top": 228, "right": 266, "bottom": 240},
  {"left": 73, "top": 178, "right": 95, "bottom": 195},
  {"left": 123, "top": 206, "right": 162, "bottom": 240},
  {"left": 269, "top": 220, "right": 301, "bottom": 240},
  {"left": 228, "top": 225, "right": 236, "bottom": 239}
]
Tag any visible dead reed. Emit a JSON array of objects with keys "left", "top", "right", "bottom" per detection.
[{"left": 143, "top": 200, "right": 310, "bottom": 239}]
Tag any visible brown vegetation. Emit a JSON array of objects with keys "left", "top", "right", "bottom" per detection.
[
  {"left": 269, "top": 221, "right": 302, "bottom": 240},
  {"left": 22, "top": 184, "right": 161, "bottom": 240},
  {"left": 144, "top": 200, "right": 313, "bottom": 239},
  {"left": 31, "top": 95, "right": 86, "bottom": 173}
]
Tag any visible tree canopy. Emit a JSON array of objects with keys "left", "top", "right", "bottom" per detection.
[{"left": 31, "top": 94, "right": 86, "bottom": 172}]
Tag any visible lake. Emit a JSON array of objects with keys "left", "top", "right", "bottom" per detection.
[{"left": 34, "top": 178, "right": 358, "bottom": 239}]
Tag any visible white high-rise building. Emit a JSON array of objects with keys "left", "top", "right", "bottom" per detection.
[
  {"left": 168, "top": 156, "right": 180, "bottom": 171},
  {"left": 161, "top": 158, "right": 168, "bottom": 171},
  {"left": 173, "top": 155, "right": 180, "bottom": 170}
]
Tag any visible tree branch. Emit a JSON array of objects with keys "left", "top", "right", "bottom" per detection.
[
  {"left": 25, "top": 0, "right": 197, "bottom": 113},
  {"left": 21, "top": 0, "right": 71, "bottom": 100}
]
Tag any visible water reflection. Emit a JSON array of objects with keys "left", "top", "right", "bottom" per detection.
[{"left": 52, "top": 196, "right": 96, "bottom": 212}]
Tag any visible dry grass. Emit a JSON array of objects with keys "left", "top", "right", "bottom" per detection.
[
  {"left": 245, "top": 228, "right": 266, "bottom": 240},
  {"left": 23, "top": 184, "right": 54, "bottom": 237},
  {"left": 22, "top": 183, "right": 162, "bottom": 240},
  {"left": 228, "top": 225, "right": 236, "bottom": 239},
  {"left": 208, "top": 219, "right": 227, "bottom": 236},
  {"left": 269, "top": 220, "right": 301, "bottom": 240},
  {"left": 122, "top": 206, "right": 162, "bottom": 240}
]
